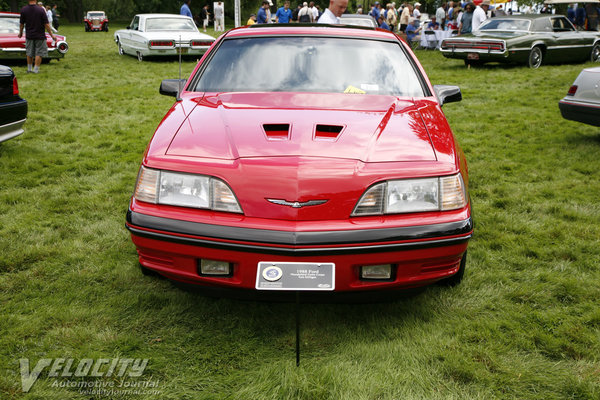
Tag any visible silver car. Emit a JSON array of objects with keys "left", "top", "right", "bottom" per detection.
[{"left": 559, "top": 67, "right": 600, "bottom": 127}]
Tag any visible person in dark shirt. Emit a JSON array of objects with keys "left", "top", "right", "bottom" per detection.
[{"left": 18, "top": 0, "right": 57, "bottom": 73}]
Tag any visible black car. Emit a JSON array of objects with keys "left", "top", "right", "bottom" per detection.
[{"left": 0, "top": 65, "right": 27, "bottom": 143}]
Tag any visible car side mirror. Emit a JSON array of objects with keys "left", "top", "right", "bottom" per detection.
[
  {"left": 160, "top": 79, "right": 187, "bottom": 97},
  {"left": 433, "top": 85, "right": 462, "bottom": 106},
  {"left": 126, "top": 25, "right": 131, "bottom": 29}
]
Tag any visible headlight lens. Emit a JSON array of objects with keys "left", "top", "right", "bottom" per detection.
[
  {"left": 352, "top": 174, "right": 467, "bottom": 216},
  {"left": 134, "top": 166, "right": 242, "bottom": 213}
]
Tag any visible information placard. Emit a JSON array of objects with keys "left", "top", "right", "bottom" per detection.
[{"left": 256, "top": 262, "right": 335, "bottom": 291}]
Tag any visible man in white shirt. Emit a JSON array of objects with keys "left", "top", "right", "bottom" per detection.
[
  {"left": 435, "top": 2, "right": 446, "bottom": 29},
  {"left": 472, "top": 0, "right": 489, "bottom": 31},
  {"left": 317, "top": 0, "right": 348, "bottom": 24},
  {"left": 412, "top": 2, "right": 421, "bottom": 27}
]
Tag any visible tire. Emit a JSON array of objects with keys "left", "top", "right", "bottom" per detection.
[
  {"left": 438, "top": 251, "right": 467, "bottom": 287},
  {"left": 117, "top": 40, "right": 124, "bottom": 55},
  {"left": 592, "top": 43, "right": 600, "bottom": 63},
  {"left": 136, "top": 51, "right": 143, "bottom": 62},
  {"left": 527, "top": 46, "right": 543, "bottom": 69}
]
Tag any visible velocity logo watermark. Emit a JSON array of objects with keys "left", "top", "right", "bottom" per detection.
[{"left": 19, "top": 358, "right": 159, "bottom": 395}]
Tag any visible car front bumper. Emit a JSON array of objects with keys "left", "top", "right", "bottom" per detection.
[
  {"left": 559, "top": 98, "right": 600, "bottom": 127},
  {"left": 0, "top": 97, "right": 27, "bottom": 143},
  {"left": 126, "top": 205, "right": 473, "bottom": 293}
]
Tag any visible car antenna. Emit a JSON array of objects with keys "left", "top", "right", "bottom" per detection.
[{"left": 177, "top": 35, "right": 182, "bottom": 102}]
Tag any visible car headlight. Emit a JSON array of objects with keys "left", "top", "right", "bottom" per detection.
[
  {"left": 352, "top": 174, "right": 467, "bottom": 216},
  {"left": 134, "top": 166, "right": 243, "bottom": 213}
]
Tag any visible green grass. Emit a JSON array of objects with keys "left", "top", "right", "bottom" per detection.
[{"left": 1, "top": 23, "right": 599, "bottom": 399}]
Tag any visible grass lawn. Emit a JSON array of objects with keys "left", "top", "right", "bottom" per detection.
[{"left": 0, "top": 23, "right": 599, "bottom": 399}]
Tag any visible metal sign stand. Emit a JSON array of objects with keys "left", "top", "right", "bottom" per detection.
[{"left": 296, "top": 291, "right": 301, "bottom": 366}]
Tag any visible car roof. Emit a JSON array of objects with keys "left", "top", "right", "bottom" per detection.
[
  {"left": 227, "top": 24, "right": 398, "bottom": 40},
  {"left": 136, "top": 13, "right": 193, "bottom": 19},
  {"left": 0, "top": 12, "right": 19, "bottom": 17},
  {"left": 493, "top": 14, "right": 565, "bottom": 20}
]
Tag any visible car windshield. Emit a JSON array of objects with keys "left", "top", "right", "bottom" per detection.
[
  {"left": 145, "top": 18, "right": 197, "bottom": 31},
  {"left": 0, "top": 17, "right": 20, "bottom": 34},
  {"left": 340, "top": 16, "right": 377, "bottom": 28},
  {"left": 479, "top": 18, "right": 530, "bottom": 31},
  {"left": 191, "top": 36, "right": 425, "bottom": 96},
  {"left": 88, "top": 13, "right": 105, "bottom": 18}
]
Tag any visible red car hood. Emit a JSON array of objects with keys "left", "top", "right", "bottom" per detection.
[{"left": 165, "top": 92, "right": 438, "bottom": 163}]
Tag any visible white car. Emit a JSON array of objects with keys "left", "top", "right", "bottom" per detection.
[
  {"left": 559, "top": 66, "right": 600, "bottom": 127},
  {"left": 114, "top": 14, "right": 215, "bottom": 61}
]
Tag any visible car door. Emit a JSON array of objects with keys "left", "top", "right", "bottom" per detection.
[
  {"left": 549, "top": 16, "right": 587, "bottom": 62},
  {"left": 121, "top": 15, "right": 140, "bottom": 52},
  {"left": 128, "top": 16, "right": 148, "bottom": 54}
]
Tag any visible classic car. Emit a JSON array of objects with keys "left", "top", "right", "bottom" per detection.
[
  {"left": 559, "top": 66, "right": 600, "bottom": 127},
  {"left": 84, "top": 11, "right": 108, "bottom": 32},
  {"left": 0, "top": 12, "right": 68, "bottom": 61},
  {"left": 339, "top": 14, "right": 378, "bottom": 28},
  {"left": 440, "top": 14, "right": 600, "bottom": 68},
  {"left": 114, "top": 14, "right": 215, "bottom": 61},
  {"left": 126, "top": 24, "right": 472, "bottom": 297},
  {"left": 0, "top": 65, "right": 27, "bottom": 143}
]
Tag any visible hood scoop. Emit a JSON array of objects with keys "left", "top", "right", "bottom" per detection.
[
  {"left": 314, "top": 124, "right": 344, "bottom": 141},
  {"left": 263, "top": 124, "right": 290, "bottom": 141}
]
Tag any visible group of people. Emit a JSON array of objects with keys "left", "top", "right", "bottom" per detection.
[
  {"left": 567, "top": 3, "right": 600, "bottom": 32},
  {"left": 248, "top": 0, "right": 348, "bottom": 25},
  {"left": 17, "top": 0, "right": 60, "bottom": 74},
  {"left": 180, "top": 0, "right": 225, "bottom": 32}
]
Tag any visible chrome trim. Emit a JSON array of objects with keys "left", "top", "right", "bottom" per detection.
[{"left": 0, "top": 118, "right": 26, "bottom": 143}]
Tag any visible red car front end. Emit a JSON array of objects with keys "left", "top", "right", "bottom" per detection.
[{"left": 126, "top": 26, "right": 472, "bottom": 296}]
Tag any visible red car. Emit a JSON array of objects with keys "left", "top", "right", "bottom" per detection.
[
  {"left": 126, "top": 25, "right": 472, "bottom": 297},
  {"left": 83, "top": 11, "right": 108, "bottom": 32},
  {"left": 0, "top": 12, "right": 68, "bottom": 60}
]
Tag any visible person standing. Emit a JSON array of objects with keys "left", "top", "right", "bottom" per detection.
[
  {"left": 18, "top": 0, "right": 57, "bottom": 73},
  {"left": 585, "top": 3, "right": 598, "bottom": 31},
  {"left": 458, "top": 2, "right": 474, "bottom": 34},
  {"left": 472, "top": 0, "right": 489, "bottom": 31},
  {"left": 399, "top": 2, "right": 411, "bottom": 32},
  {"left": 309, "top": 1, "right": 319, "bottom": 22},
  {"left": 298, "top": 2, "right": 311, "bottom": 22},
  {"left": 180, "top": 0, "right": 193, "bottom": 18},
  {"left": 575, "top": 5, "right": 586, "bottom": 30},
  {"left": 317, "top": 0, "right": 348, "bottom": 24},
  {"left": 435, "top": 3, "right": 446, "bottom": 29},
  {"left": 247, "top": 13, "right": 257, "bottom": 24},
  {"left": 386, "top": 3, "right": 397, "bottom": 31},
  {"left": 276, "top": 1, "right": 293, "bottom": 23},
  {"left": 45, "top": 5, "right": 57, "bottom": 32},
  {"left": 257, "top": 0, "right": 270, "bottom": 23},
  {"left": 412, "top": 2, "right": 421, "bottom": 28},
  {"left": 200, "top": 4, "right": 210, "bottom": 32},
  {"left": 51, "top": 4, "right": 59, "bottom": 30},
  {"left": 214, "top": 1, "right": 224, "bottom": 31}
]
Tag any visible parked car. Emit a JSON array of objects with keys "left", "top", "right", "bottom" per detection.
[
  {"left": 559, "top": 66, "right": 600, "bottom": 127},
  {"left": 440, "top": 14, "right": 600, "bottom": 68},
  {"left": 114, "top": 14, "right": 215, "bottom": 61},
  {"left": 126, "top": 24, "right": 472, "bottom": 296},
  {"left": 84, "top": 11, "right": 108, "bottom": 32},
  {"left": 0, "top": 12, "right": 68, "bottom": 61},
  {"left": 0, "top": 65, "right": 27, "bottom": 144},
  {"left": 339, "top": 14, "right": 378, "bottom": 28}
]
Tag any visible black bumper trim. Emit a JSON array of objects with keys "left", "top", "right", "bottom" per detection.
[{"left": 126, "top": 210, "right": 472, "bottom": 255}]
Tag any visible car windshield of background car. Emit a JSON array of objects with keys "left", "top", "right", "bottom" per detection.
[
  {"left": 0, "top": 17, "right": 20, "bottom": 34},
  {"left": 191, "top": 37, "right": 425, "bottom": 96},
  {"left": 145, "top": 18, "right": 197, "bottom": 31},
  {"left": 88, "top": 13, "right": 105, "bottom": 19},
  {"left": 479, "top": 18, "right": 530, "bottom": 31}
]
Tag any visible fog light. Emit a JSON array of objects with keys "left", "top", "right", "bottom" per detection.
[
  {"left": 360, "top": 264, "right": 393, "bottom": 280},
  {"left": 199, "top": 259, "right": 232, "bottom": 276}
]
